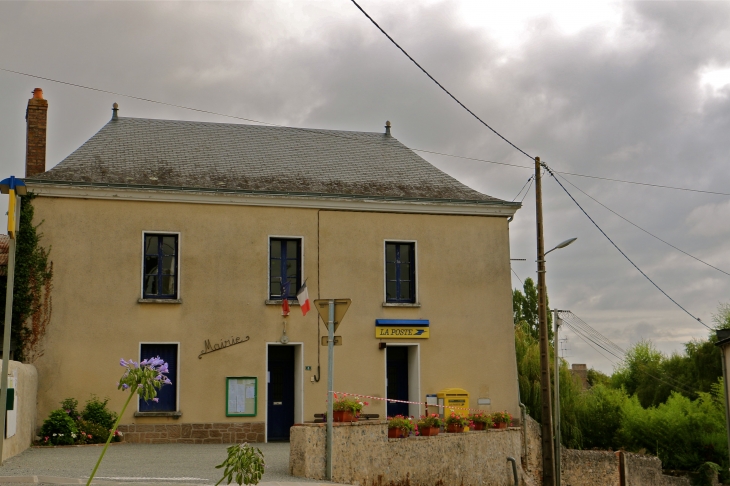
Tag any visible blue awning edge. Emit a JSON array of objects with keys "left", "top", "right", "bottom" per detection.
[{"left": 375, "top": 319, "right": 429, "bottom": 326}]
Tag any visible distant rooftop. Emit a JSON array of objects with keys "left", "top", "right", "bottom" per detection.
[{"left": 30, "top": 117, "right": 513, "bottom": 204}]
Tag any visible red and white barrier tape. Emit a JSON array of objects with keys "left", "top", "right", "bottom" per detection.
[{"left": 328, "top": 391, "right": 490, "bottom": 415}]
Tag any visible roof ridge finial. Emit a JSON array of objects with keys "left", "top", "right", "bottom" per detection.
[
  {"left": 385, "top": 120, "right": 391, "bottom": 137},
  {"left": 112, "top": 102, "right": 119, "bottom": 121}
]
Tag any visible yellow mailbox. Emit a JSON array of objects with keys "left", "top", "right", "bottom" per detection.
[{"left": 436, "top": 388, "right": 469, "bottom": 418}]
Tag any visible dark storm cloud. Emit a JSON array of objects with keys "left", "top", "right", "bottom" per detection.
[{"left": 1, "top": 0, "right": 729, "bottom": 372}]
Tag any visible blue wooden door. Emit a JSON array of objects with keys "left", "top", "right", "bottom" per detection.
[
  {"left": 139, "top": 343, "right": 178, "bottom": 412},
  {"left": 267, "top": 345, "right": 295, "bottom": 441},
  {"left": 387, "top": 347, "right": 409, "bottom": 417}
]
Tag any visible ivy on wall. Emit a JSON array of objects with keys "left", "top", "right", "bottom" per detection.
[{"left": 0, "top": 194, "right": 53, "bottom": 362}]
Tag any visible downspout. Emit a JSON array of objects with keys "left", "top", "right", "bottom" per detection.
[{"left": 509, "top": 214, "right": 528, "bottom": 464}]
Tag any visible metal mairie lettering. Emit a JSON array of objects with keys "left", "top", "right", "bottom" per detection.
[{"left": 199, "top": 335, "right": 250, "bottom": 359}]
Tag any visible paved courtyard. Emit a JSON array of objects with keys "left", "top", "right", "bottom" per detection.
[{"left": 0, "top": 443, "right": 339, "bottom": 486}]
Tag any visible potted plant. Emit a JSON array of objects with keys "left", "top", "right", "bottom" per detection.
[
  {"left": 332, "top": 394, "right": 368, "bottom": 422},
  {"left": 468, "top": 412, "right": 493, "bottom": 431},
  {"left": 491, "top": 410, "right": 512, "bottom": 429},
  {"left": 445, "top": 413, "right": 468, "bottom": 433},
  {"left": 416, "top": 414, "right": 443, "bottom": 436},
  {"left": 387, "top": 415, "right": 414, "bottom": 439}
]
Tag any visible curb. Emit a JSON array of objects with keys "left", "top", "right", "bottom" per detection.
[{"left": 30, "top": 443, "right": 126, "bottom": 449}]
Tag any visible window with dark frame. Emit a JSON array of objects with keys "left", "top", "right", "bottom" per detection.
[
  {"left": 143, "top": 234, "right": 178, "bottom": 299},
  {"left": 385, "top": 242, "right": 415, "bottom": 303},
  {"left": 269, "top": 238, "right": 302, "bottom": 300}
]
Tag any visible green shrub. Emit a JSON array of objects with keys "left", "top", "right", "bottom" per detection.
[
  {"left": 82, "top": 396, "right": 117, "bottom": 430},
  {"left": 40, "top": 409, "right": 78, "bottom": 445},
  {"left": 60, "top": 398, "right": 81, "bottom": 421},
  {"left": 77, "top": 420, "right": 111, "bottom": 444},
  {"left": 617, "top": 384, "right": 728, "bottom": 472},
  {"left": 578, "top": 384, "right": 627, "bottom": 449}
]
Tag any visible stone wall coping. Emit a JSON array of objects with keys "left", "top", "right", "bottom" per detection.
[{"left": 294, "top": 421, "right": 388, "bottom": 427}]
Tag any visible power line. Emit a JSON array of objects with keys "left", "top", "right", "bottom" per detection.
[
  {"left": 3, "top": 66, "right": 728, "bottom": 198},
  {"left": 511, "top": 268, "right": 524, "bottom": 285},
  {"left": 557, "top": 174, "right": 730, "bottom": 277},
  {"left": 554, "top": 168, "right": 730, "bottom": 197},
  {"left": 512, "top": 176, "right": 533, "bottom": 202},
  {"left": 520, "top": 177, "right": 534, "bottom": 204},
  {"left": 562, "top": 320, "right": 696, "bottom": 395},
  {"left": 348, "top": 0, "right": 534, "bottom": 160},
  {"left": 563, "top": 315, "right": 694, "bottom": 394},
  {"left": 545, "top": 165, "right": 711, "bottom": 330},
  {"left": 558, "top": 311, "right": 697, "bottom": 395}
]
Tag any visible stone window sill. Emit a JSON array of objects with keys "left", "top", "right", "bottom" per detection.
[
  {"left": 265, "top": 299, "right": 300, "bottom": 306},
  {"left": 138, "top": 298, "right": 183, "bottom": 304},
  {"left": 382, "top": 302, "right": 421, "bottom": 308},
  {"left": 134, "top": 411, "right": 182, "bottom": 418}
]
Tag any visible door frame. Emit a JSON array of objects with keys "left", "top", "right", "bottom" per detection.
[
  {"left": 383, "top": 343, "right": 421, "bottom": 418},
  {"left": 265, "top": 342, "right": 304, "bottom": 442},
  {"left": 137, "top": 342, "right": 180, "bottom": 412}
]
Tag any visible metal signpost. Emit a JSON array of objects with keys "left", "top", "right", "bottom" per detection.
[
  {"left": 313, "top": 298, "right": 351, "bottom": 482},
  {"left": 0, "top": 176, "right": 26, "bottom": 465}
]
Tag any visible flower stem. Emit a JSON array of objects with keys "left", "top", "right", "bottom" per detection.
[{"left": 86, "top": 391, "right": 135, "bottom": 486}]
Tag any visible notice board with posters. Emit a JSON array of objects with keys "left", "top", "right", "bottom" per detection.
[{"left": 226, "top": 377, "right": 257, "bottom": 417}]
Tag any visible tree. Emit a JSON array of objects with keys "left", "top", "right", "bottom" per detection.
[
  {"left": 0, "top": 195, "right": 53, "bottom": 362},
  {"left": 713, "top": 302, "right": 730, "bottom": 330},
  {"left": 611, "top": 340, "right": 669, "bottom": 407},
  {"left": 513, "top": 277, "right": 552, "bottom": 341}
]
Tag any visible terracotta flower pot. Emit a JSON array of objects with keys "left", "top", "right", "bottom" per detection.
[
  {"left": 494, "top": 421, "right": 508, "bottom": 429},
  {"left": 388, "top": 428, "right": 406, "bottom": 439},
  {"left": 472, "top": 422, "right": 486, "bottom": 431},
  {"left": 418, "top": 426, "right": 439, "bottom": 436},
  {"left": 333, "top": 410, "right": 357, "bottom": 422},
  {"left": 447, "top": 423, "right": 465, "bottom": 433}
]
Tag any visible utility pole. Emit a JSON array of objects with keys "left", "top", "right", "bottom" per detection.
[
  {"left": 535, "top": 156, "right": 556, "bottom": 486},
  {"left": 553, "top": 308, "right": 562, "bottom": 486}
]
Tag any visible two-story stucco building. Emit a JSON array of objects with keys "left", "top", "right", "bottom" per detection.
[{"left": 22, "top": 92, "right": 521, "bottom": 442}]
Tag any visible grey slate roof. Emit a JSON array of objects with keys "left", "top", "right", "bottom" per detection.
[{"left": 34, "top": 117, "right": 507, "bottom": 203}]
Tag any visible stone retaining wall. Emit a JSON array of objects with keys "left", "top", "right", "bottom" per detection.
[
  {"left": 523, "top": 416, "right": 708, "bottom": 486},
  {"left": 116, "top": 422, "right": 264, "bottom": 444},
  {"left": 560, "top": 449, "right": 619, "bottom": 486},
  {"left": 290, "top": 421, "right": 526, "bottom": 486}
]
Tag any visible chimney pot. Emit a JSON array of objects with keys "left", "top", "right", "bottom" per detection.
[
  {"left": 26, "top": 89, "right": 48, "bottom": 177},
  {"left": 112, "top": 102, "right": 119, "bottom": 120},
  {"left": 385, "top": 120, "right": 391, "bottom": 137}
]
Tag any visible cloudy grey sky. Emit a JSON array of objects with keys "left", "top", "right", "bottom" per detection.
[{"left": 1, "top": 1, "right": 729, "bottom": 374}]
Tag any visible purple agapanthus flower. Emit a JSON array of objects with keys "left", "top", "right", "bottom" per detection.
[{"left": 118, "top": 355, "right": 172, "bottom": 402}]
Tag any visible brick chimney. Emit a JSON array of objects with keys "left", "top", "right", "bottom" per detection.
[{"left": 25, "top": 88, "right": 48, "bottom": 177}]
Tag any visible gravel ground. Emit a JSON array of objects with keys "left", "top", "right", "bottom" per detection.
[{"left": 0, "top": 443, "right": 338, "bottom": 486}]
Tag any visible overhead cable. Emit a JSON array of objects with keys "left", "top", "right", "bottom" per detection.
[
  {"left": 546, "top": 168, "right": 712, "bottom": 330},
  {"left": 348, "top": 0, "right": 534, "bottom": 160},
  {"left": 558, "top": 174, "right": 730, "bottom": 277},
  {"left": 558, "top": 311, "right": 697, "bottom": 395},
  {"left": 2, "top": 67, "right": 727, "bottom": 198}
]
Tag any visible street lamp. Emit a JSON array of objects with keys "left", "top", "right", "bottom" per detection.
[
  {"left": 0, "top": 176, "right": 26, "bottom": 464},
  {"left": 545, "top": 238, "right": 577, "bottom": 255}
]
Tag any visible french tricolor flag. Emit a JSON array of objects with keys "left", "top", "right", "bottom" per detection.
[{"left": 297, "top": 281, "right": 311, "bottom": 316}]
